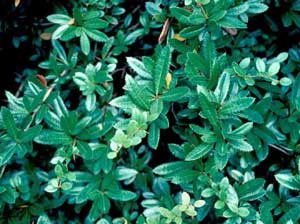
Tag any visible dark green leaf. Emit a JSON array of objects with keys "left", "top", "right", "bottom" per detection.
[
  {"left": 106, "top": 190, "right": 136, "bottom": 201},
  {"left": 160, "top": 87, "right": 189, "bottom": 102},
  {"left": 34, "top": 130, "right": 72, "bottom": 145},
  {"left": 154, "top": 46, "right": 171, "bottom": 95},
  {"left": 185, "top": 143, "right": 213, "bottom": 161}
]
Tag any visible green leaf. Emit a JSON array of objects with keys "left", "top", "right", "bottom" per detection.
[
  {"left": 80, "top": 32, "right": 90, "bottom": 55},
  {"left": 37, "top": 215, "right": 51, "bottom": 224},
  {"left": 179, "top": 26, "right": 202, "bottom": 38},
  {"left": 170, "top": 7, "right": 192, "bottom": 24},
  {"left": 52, "top": 39, "right": 68, "bottom": 64},
  {"left": 154, "top": 46, "right": 171, "bottom": 95},
  {"left": 61, "top": 182, "right": 73, "bottom": 191},
  {"left": 275, "top": 173, "right": 300, "bottom": 191},
  {"left": 227, "top": 3, "right": 249, "bottom": 16},
  {"left": 185, "top": 143, "right": 213, "bottom": 161},
  {"left": 106, "top": 190, "right": 136, "bottom": 201},
  {"left": 238, "top": 178, "right": 265, "bottom": 201},
  {"left": 124, "top": 29, "right": 144, "bottom": 45},
  {"left": 160, "top": 87, "right": 189, "bottom": 102},
  {"left": 84, "top": 18, "right": 109, "bottom": 29},
  {"left": 34, "top": 130, "right": 72, "bottom": 145},
  {"left": 210, "top": 10, "right": 227, "bottom": 21},
  {"left": 125, "top": 75, "right": 153, "bottom": 110},
  {"left": 268, "top": 52, "right": 289, "bottom": 64},
  {"left": 148, "top": 123, "right": 160, "bottom": 149},
  {"left": 1, "top": 107, "right": 19, "bottom": 140},
  {"left": 150, "top": 99, "right": 163, "bottom": 116},
  {"left": 126, "top": 57, "right": 152, "bottom": 79},
  {"left": 47, "top": 14, "right": 71, "bottom": 24},
  {"left": 97, "top": 219, "right": 110, "bottom": 224},
  {"left": 218, "top": 16, "right": 247, "bottom": 29},
  {"left": 84, "top": 29, "right": 109, "bottom": 42},
  {"left": 238, "top": 207, "right": 250, "bottom": 217},
  {"left": 292, "top": 74, "right": 300, "bottom": 111},
  {"left": 170, "top": 169, "right": 199, "bottom": 184},
  {"left": 153, "top": 161, "right": 193, "bottom": 175},
  {"left": 201, "top": 188, "right": 215, "bottom": 198},
  {"left": 168, "top": 144, "right": 185, "bottom": 159},
  {"left": 88, "top": 195, "right": 110, "bottom": 221},
  {"left": 229, "top": 139, "right": 253, "bottom": 152},
  {"left": 279, "top": 77, "right": 292, "bottom": 86},
  {"left": 268, "top": 62, "right": 280, "bottom": 76},
  {"left": 202, "top": 35, "right": 216, "bottom": 82},
  {"left": 159, "top": 207, "right": 173, "bottom": 218},
  {"left": 86, "top": 94, "right": 96, "bottom": 111},
  {"left": 0, "top": 143, "right": 17, "bottom": 166},
  {"left": 145, "top": 2, "right": 162, "bottom": 15},
  {"left": 52, "top": 24, "right": 69, "bottom": 39},
  {"left": 247, "top": 3, "right": 268, "bottom": 14},
  {"left": 77, "top": 141, "right": 94, "bottom": 160},
  {"left": 114, "top": 166, "right": 138, "bottom": 181},
  {"left": 231, "top": 122, "right": 253, "bottom": 135},
  {"left": 239, "top": 58, "right": 251, "bottom": 68},
  {"left": 98, "top": 194, "right": 110, "bottom": 213},
  {"left": 214, "top": 73, "right": 230, "bottom": 103},
  {"left": 198, "top": 93, "right": 219, "bottom": 128},
  {"left": 20, "top": 125, "right": 42, "bottom": 143},
  {"left": 109, "top": 96, "right": 137, "bottom": 110},
  {"left": 220, "top": 97, "right": 255, "bottom": 115},
  {"left": 256, "top": 58, "right": 266, "bottom": 72}
]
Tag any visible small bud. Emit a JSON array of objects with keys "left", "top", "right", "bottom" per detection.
[
  {"left": 173, "top": 34, "right": 186, "bottom": 42},
  {"left": 15, "top": 0, "right": 21, "bottom": 7},
  {"left": 68, "top": 18, "right": 75, "bottom": 25},
  {"left": 36, "top": 74, "right": 48, "bottom": 87},
  {"left": 223, "top": 27, "right": 238, "bottom": 36},
  {"left": 40, "top": 33, "right": 52, "bottom": 40},
  {"left": 165, "top": 72, "right": 172, "bottom": 89}
]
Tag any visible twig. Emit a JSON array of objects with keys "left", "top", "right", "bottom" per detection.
[
  {"left": 15, "top": 81, "right": 25, "bottom": 98},
  {"left": 112, "top": 66, "right": 127, "bottom": 76},
  {"left": 132, "top": 5, "right": 141, "bottom": 14},
  {"left": 197, "top": 3, "right": 209, "bottom": 20},
  {"left": 72, "top": 138, "right": 77, "bottom": 161},
  {"left": 24, "top": 69, "right": 68, "bottom": 131},
  {"left": 0, "top": 165, "right": 6, "bottom": 179},
  {"left": 128, "top": 23, "right": 140, "bottom": 32},
  {"left": 269, "top": 144, "right": 291, "bottom": 156},
  {"left": 94, "top": 42, "right": 98, "bottom": 59}
]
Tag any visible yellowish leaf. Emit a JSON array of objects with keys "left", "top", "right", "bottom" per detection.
[
  {"left": 68, "top": 18, "right": 75, "bottom": 25},
  {"left": 173, "top": 34, "right": 185, "bottom": 42},
  {"left": 15, "top": 0, "right": 21, "bottom": 7},
  {"left": 165, "top": 72, "right": 172, "bottom": 89},
  {"left": 40, "top": 33, "right": 52, "bottom": 40}
]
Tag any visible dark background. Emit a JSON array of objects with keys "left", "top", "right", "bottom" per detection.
[
  {"left": 1, "top": 0, "right": 299, "bottom": 104},
  {"left": 0, "top": 0, "right": 59, "bottom": 102}
]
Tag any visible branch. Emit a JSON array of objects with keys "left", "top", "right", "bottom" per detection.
[{"left": 24, "top": 69, "right": 68, "bottom": 131}]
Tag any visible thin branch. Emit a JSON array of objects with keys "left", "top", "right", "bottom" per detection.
[
  {"left": 24, "top": 69, "right": 68, "bottom": 131},
  {"left": 15, "top": 81, "right": 25, "bottom": 98},
  {"left": 269, "top": 144, "right": 291, "bottom": 156},
  {"left": 197, "top": 3, "right": 209, "bottom": 20},
  {"left": 0, "top": 165, "right": 6, "bottom": 179}
]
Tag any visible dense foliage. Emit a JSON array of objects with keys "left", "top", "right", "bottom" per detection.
[{"left": 1, "top": 0, "right": 300, "bottom": 223}]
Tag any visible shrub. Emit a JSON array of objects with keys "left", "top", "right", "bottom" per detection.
[{"left": 1, "top": 0, "right": 300, "bottom": 223}]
